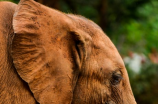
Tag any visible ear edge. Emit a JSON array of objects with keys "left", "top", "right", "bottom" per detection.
[
  {"left": 70, "top": 29, "right": 92, "bottom": 69},
  {"left": 13, "top": 0, "right": 44, "bottom": 34}
]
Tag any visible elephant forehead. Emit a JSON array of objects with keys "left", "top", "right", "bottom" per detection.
[
  {"left": 67, "top": 14, "right": 125, "bottom": 70},
  {"left": 98, "top": 58, "right": 123, "bottom": 74},
  {"left": 92, "top": 36, "right": 125, "bottom": 70}
]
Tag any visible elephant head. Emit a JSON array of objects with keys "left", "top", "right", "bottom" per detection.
[{"left": 11, "top": 0, "right": 136, "bottom": 103}]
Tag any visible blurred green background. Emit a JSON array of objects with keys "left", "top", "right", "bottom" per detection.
[{"left": 1, "top": 0, "right": 158, "bottom": 103}]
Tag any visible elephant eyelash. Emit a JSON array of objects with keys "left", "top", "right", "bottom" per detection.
[{"left": 110, "top": 71, "right": 123, "bottom": 85}]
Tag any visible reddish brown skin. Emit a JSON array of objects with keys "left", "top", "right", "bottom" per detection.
[
  {"left": 0, "top": 0, "right": 137, "bottom": 104},
  {"left": 0, "top": 2, "right": 36, "bottom": 104}
]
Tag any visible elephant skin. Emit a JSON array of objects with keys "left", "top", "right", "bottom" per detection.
[{"left": 0, "top": 0, "right": 137, "bottom": 104}]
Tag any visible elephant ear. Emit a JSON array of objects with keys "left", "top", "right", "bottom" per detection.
[
  {"left": 70, "top": 29, "right": 92, "bottom": 69},
  {"left": 12, "top": 0, "right": 91, "bottom": 103}
]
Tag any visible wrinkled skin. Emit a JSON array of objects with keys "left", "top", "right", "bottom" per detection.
[{"left": 0, "top": 0, "right": 136, "bottom": 104}]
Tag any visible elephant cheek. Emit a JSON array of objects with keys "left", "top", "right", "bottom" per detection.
[
  {"left": 120, "top": 88, "right": 136, "bottom": 104},
  {"left": 124, "top": 93, "right": 136, "bottom": 104},
  {"left": 106, "top": 101, "right": 116, "bottom": 104}
]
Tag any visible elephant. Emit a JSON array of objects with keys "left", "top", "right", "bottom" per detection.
[{"left": 0, "top": 0, "right": 137, "bottom": 104}]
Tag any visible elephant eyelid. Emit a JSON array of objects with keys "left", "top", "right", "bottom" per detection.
[{"left": 110, "top": 70, "right": 123, "bottom": 85}]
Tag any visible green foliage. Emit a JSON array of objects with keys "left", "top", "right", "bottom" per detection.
[
  {"left": 112, "top": 0, "right": 158, "bottom": 55},
  {"left": 113, "top": 2, "right": 158, "bottom": 103},
  {"left": 0, "top": 0, "right": 19, "bottom": 3},
  {"left": 127, "top": 0, "right": 158, "bottom": 53},
  {"left": 127, "top": 63, "right": 158, "bottom": 104}
]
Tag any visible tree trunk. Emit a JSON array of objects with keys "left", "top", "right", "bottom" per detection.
[
  {"left": 97, "top": 0, "right": 107, "bottom": 31},
  {"left": 35, "top": 0, "right": 60, "bottom": 9}
]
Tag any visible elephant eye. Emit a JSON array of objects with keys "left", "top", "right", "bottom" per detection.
[{"left": 110, "top": 72, "right": 123, "bottom": 85}]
